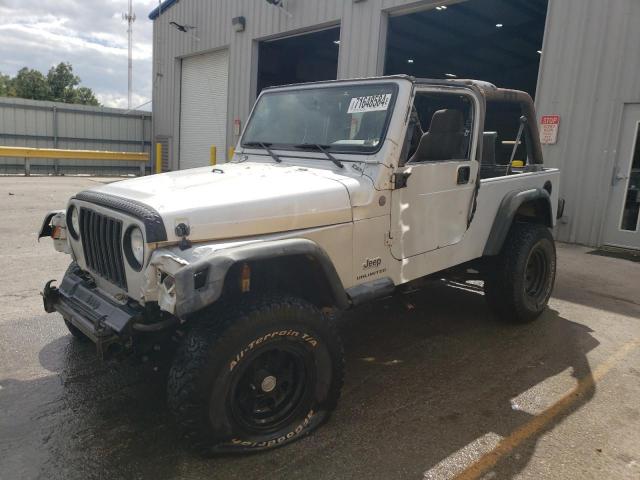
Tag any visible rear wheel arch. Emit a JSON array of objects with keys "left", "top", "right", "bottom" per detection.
[{"left": 484, "top": 188, "right": 553, "bottom": 256}]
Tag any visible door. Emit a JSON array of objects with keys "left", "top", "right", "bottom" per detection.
[
  {"left": 179, "top": 50, "right": 229, "bottom": 170},
  {"left": 390, "top": 88, "right": 479, "bottom": 260},
  {"left": 603, "top": 104, "right": 640, "bottom": 250}
]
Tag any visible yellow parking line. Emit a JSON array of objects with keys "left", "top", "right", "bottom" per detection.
[{"left": 454, "top": 338, "right": 640, "bottom": 480}]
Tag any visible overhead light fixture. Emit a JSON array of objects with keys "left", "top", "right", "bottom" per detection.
[
  {"left": 333, "top": 40, "right": 341, "bottom": 45},
  {"left": 445, "top": 73, "right": 457, "bottom": 78},
  {"left": 537, "top": 50, "right": 542, "bottom": 54},
  {"left": 407, "top": 59, "right": 414, "bottom": 64},
  {"left": 232, "top": 16, "right": 246, "bottom": 32},
  {"left": 496, "top": 23, "right": 503, "bottom": 28},
  {"left": 436, "top": 5, "right": 447, "bottom": 10}
]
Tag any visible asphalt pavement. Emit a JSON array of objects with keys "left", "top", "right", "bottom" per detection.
[{"left": 1, "top": 176, "right": 639, "bottom": 480}]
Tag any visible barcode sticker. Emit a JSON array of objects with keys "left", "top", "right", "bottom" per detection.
[{"left": 347, "top": 94, "right": 392, "bottom": 114}]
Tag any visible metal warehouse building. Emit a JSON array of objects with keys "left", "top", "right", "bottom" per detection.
[{"left": 150, "top": 0, "right": 640, "bottom": 250}]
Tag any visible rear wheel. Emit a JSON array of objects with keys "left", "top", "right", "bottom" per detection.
[
  {"left": 167, "top": 295, "right": 344, "bottom": 455},
  {"left": 484, "top": 223, "right": 556, "bottom": 323}
]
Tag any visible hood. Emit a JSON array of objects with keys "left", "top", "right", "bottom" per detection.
[{"left": 87, "top": 162, "right": 358, "bottom": 242}]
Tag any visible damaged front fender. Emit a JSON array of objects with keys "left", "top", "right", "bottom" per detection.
[
  {"left": 146, "top": 238, "right": 349, "bottom": 319},
  {"left": 143, "top": 251, "right": 189, "bottom": 315}
]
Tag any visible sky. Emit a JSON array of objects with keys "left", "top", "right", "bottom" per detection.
[{"left": 0, "top": 0, "right": 158, "bottom": 110}]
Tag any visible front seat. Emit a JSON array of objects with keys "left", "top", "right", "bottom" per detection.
[{"left": 409, "top": 109, "right": 465, "bottom": 163}]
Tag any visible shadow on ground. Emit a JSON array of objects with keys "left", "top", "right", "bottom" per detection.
[{"left": 0, "top": 281, "right": 599, "bottom": 480}]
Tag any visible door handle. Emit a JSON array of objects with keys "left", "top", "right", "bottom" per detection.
[{"left": 457, "top": 166, "right": 471, "bottom": 184}]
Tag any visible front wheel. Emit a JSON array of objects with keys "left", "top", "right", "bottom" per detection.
[
  {"left": 64, "top": 318, "right": 90, "bottom": 341},
  {"left": 484, "top": 223, "right": 556, "bottom": 323},
  {"left": 167, "top": 295, "right": 344, "bottom": 455}
]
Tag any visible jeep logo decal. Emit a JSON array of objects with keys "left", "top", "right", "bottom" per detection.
[{"left": 362, "top": 257, "right": 382, "bottom": 270}]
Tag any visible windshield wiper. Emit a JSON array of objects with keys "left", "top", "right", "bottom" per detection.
[
  {"left": 294, "top": 144, "right": 344, "bottom": 169},
  {"left": 243, "top": 141, "right": 282, "bottom": 163}
]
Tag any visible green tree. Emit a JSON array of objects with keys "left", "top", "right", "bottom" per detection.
[
  {"left": 1, "top": 63, "right": 101, "bottom": 106},
  {"left": 0, "top": 73, "right": 15, "bottom": 97},
  {"left": 73, "top": 86, "right": 100, "bottom": 106},
  {"left": 47, "top": 62, "right": 80, "bottom": 103},
  {"left": 14, "top": 68, "right": 51, "bottom": 100}
]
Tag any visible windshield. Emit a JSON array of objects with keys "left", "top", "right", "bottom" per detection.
[{"left": 242, "top": 83, "right": 398, "bottom": 154}]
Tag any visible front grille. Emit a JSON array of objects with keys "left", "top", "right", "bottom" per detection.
[{"left": 79, "top": 208, "right": 128, "bottom": 290}]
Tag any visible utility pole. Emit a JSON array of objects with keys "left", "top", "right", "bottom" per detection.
[{"left": 123, "top": 0, "right": 136, "bottom": 109}]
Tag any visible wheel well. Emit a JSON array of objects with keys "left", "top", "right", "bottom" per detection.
[
  {"left": 221, "top": 255, "right": 340, "bottom": 309},
  {"left": 514, "top": 198, "right": 552, "bottom": 228}
]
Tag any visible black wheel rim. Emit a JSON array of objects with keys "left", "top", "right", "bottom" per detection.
[
  {"left": 229, "top": 344, "right": 312, "bottom": 434},
  {"left": 524, "top": 245, "right": 549, "bottom": 301}
]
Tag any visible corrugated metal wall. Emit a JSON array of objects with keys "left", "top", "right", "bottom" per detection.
[
  {"left": 0, "top": 97, "right": 152, "bottom": 175},
  {"left": 152, "top": 0, "right": 640, "bottom": 247},
  {"left": 536, "top": 0, "right": 640, "bottom": 246}
]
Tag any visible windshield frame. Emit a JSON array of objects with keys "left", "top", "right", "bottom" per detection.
[{"left": 240, "top": 81, "right": 400, "bottom": 156}]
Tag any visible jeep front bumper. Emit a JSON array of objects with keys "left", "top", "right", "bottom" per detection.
[{"left": 42, "top": 266, "right": 143, "bottom": 358}]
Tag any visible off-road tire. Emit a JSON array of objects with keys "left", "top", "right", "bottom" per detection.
[
  {"left": 64, "top": 318, "right": 90, "bottom": 341},
  {"left": 484, "top": 223, "right": 556, "bottom": 323},
  {"left": 167, "top": 295, "right": 344, "bottom": 455}
]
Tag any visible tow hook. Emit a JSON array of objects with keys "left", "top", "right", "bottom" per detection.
[{"left": 42, "top": 279, "right": 59, "bottom": 313}]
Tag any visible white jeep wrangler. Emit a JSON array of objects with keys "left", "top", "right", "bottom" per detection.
[{"left": 40, "top": 76, "right": 562, "bottom": 454}]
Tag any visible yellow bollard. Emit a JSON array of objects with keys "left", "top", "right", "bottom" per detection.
[
  {"left": 155, "top": 143, "right": 163, "bottom": 174},
  {"left": 228, "top": 147, "right": 235, "bottom": 161},
  {"left": 210, "top": 146, "right": 217, "bottom": 166}
]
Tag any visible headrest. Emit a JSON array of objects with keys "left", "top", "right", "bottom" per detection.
[
  {"left": 355, "top": 111, "right": 386, "bottom": 139},
  {"left": 429, "top": 109, "right": 464, "bottom": 134},
  {"left": 482, "top": 132, "right": 498, "bottom": 165}
]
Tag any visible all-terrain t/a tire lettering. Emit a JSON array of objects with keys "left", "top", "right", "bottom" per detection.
[{"left": 167, "top": 295, "right": 344, "bottom": 454}]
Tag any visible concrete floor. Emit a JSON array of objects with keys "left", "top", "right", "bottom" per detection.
[{"left": 0, "top": 176, "right": 639, "bottom": 480}]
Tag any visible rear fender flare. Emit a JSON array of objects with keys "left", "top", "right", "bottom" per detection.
[{"left": 484, "top": 188, "right": 553, "bottom": 256}]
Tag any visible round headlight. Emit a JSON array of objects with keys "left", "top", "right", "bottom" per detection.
[
  {"left": 67, "top": 206, "right": 80, "bottom": 240},
  {"left": 129, "top": 227, "right": 145, "bottom": 267}
]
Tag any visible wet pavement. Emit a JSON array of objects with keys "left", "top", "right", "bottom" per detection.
[{"left": 1, "top": 177, "right": 639, "bottom": 480}]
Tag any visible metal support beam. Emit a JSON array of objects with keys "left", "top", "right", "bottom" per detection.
[{"left": 0, "top": 146, "right": 149, "bottom": 161}]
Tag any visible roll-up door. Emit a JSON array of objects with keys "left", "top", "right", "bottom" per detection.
[{"left": 179, "top": 50, "right": 228, "bottom": 169}]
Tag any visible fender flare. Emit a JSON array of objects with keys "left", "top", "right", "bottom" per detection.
[
  {"left": 483, "top": 188, "right": 553, "bottom": 256},
  {"left": 173, "top": 238, "right": 349, "bottom": 318}
]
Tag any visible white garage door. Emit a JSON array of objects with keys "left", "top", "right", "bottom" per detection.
[{"left": 179, "top": 50, "right": 229, "bottom": 169}]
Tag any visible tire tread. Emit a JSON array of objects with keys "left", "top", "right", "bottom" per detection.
[
  {"left": 167, "top": 295, "right": 344, "bottom": 454},
  {"left": 484, "top": 222, "right": 556, "bottom": 323}
]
